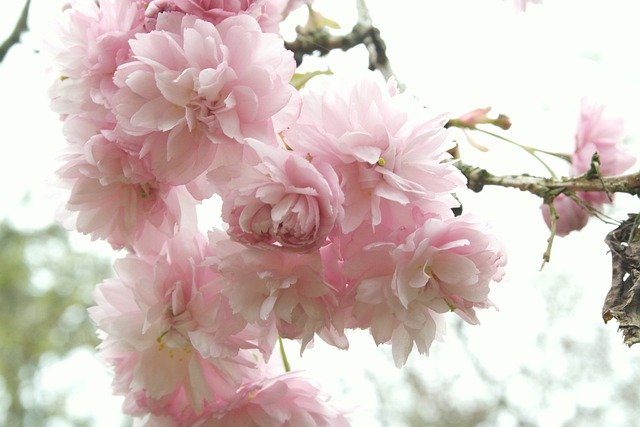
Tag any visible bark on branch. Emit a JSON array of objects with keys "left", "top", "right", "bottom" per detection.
[
  {"left": 0, "top": 0, "right": 32, "bottom": 63},
  {"left": 457, "top": 161, "right": 640, "bottom": 199},
  {"left": 285, "top": 0, "right": 397, "bottom": 82}
]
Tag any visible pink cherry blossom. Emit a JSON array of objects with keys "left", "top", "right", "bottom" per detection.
[
  {"left": 47, "top": 0, "right": 146, "bottom": 113},
  {"left": 541, "top": 98, "right": 636, "bottom": 236},
  {"left": 208, "top": 140, "right": 343, "bottom": 253},
  {"left": 452, "top": 106, "right": 512, "bottom": 130},
  {"left": 144, "top": 0, "right": 292, "bottom": 33},
  {"left": 540, "top": 193, "right": 592, "bottom": 237},
  {"left": 124, "top": 369, "right": 348, "bottom": 426},
  {"left": 201, "top": 372, "right": 350, "bottom": 427},
  {"left": 98, "top": 334, "right": 259, "bottom": 423},
  {"left": 90, "top": 229, "right": 278, "bottom": 421},
  {"left": 44, "top": 1, "right": 520, "bottom": 423},
  {"left": 212, "top": 234, "right": 347, "bottom": 352},
  {"left": 343, "top": 214, "right": 506, "bottom": 367},
  {"left": 283, "top": 72, "right": 465, "bottom": 233},
  {"left": 112, "top": 12, "right": 300, "bottom": 184},
  {"left": 571, "top": 97, "right": 636, "bottom": 177},
  {"left": 144, "top": 0, "right": 265, "bottom": 27},
  {"left": 55, "top": 116, "right": 196, "bottom": 253},
  {"left": 391, "top": 215, "right": 506, "bottom": 317}
]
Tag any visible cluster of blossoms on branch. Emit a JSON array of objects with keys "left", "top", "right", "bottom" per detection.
[
  {"left": 47, "top": 0, "right": 507, "bottom": 425},
  {"left": 541, "top": 97, "right": 637, "bottom": 236}
]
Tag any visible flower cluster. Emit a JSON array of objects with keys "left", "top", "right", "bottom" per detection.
[
  {"left": 542, "top": 97, "right": 637, "bottom": 236},
  {"left": 49, "top": 0, "right": 302, "bottom": 252},
  {"left": 48, "top": 0, "right": 506, "bottom": 424}
]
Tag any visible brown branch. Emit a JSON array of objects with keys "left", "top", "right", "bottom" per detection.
[
  {"left": 0, "top": 0, "right": 32, "bottom": 63},
  {"left": 457, "top": 161, "right": 640, "bottom": 267},
  {"left": 284, "top": 24, "right": 371, "bottom": 64},
  {"left": 457, "top": 162, "right": 640, "bottom": 198},
  {"left": 353, "top": 0, "right": 396, "bottom": 83},
  {"left": 285, "top": 0, "right": 399, "bottom": 84}
]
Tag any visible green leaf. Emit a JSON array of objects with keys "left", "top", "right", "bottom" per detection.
[
  {"left": 320, "top": 15, "right": 341, "bottom": 30},
  {"left": 290, "top": 69, "right": 333, "bottom": 90}
]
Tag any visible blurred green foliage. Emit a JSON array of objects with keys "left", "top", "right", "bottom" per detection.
[{"left": 0, "top": 221, "right": 112, "bottom": 426}]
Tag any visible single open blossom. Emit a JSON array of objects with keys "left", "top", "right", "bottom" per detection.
[
  {"left": 212, "top": 233, "right": 347, "bottom": 352},
  {"left": 209, "top": 141, "right": 343, "bottom": 253},
  {"left": 129, "top": 369, "right": 348, "bottom": 427},
  {"left": 391, "top": 215, "right": 506, "bottom": 317},
  {"left": 112, "top": 13, "right": 300, "bottom": 184},
  {"left": 572, "top": 97, "right": 636, "bottom": 177},
  {"left": 98, "top": 334, "right": 259, "bottom": 424},
  {"left": 283, "top": 72, "right": 465, "bottom": 233},
  {"left": 201, "top": 372, "right": 350, "bottom": 426},
  {"left": 47, "top": 0, "right": 146, "bottom": 113},
  {"left": 541, "top": 193, "right": 592, "bottom": 238},
  {"left": 55, "top": 116, "right": 195, "bottom": 253},
  {"left": 344, "top": 214, "right": 506, "bottom": 367}
]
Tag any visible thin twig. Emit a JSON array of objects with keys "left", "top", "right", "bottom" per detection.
[
  {"left": 541, "top": 200, "right": 558, "bottom": 268},
  {"left": 354, "top": 0, "right": 397, "bottom": 84},
  {"left": 0, "top": 0, "right": 32, "bottom": 63}
]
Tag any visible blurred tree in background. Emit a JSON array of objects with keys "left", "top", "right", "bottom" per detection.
[
  {"left": 0, "top": 221, "right": 112, "bottom": 426},
  {"left": 368, "top": 268, "right": 640, "bottom": 427}
]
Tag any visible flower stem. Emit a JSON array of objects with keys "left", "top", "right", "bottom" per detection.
[
  {"left": 475, "top": 128, "right": 565, "bottom": 179},
  {"left": 540, "top": 201, "right": 558, "bottom": 270},
  {"left": 278, "top": 336, "right": 291, "bottom": 372}
]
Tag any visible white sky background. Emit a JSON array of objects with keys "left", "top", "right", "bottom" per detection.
[{"left": 1, "top": 0, "right": 640, "bottom": 426}]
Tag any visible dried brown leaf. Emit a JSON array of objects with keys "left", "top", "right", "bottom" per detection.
[{"left": 602, "top": 214, "right": 640, "bottom": 346}]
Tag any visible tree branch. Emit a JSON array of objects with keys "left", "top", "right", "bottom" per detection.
[
  {"left": 353, "top": 0, "right": 396, "bottom": 82},
  {"left": 457, "top": 162, "right": 640, "bottom": 198},
  {"left": 0, "top": 0, "right": 32, "bottom": 63},
  {"left": 285, "top": 0, "right": 398, "bottom": 84}
]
